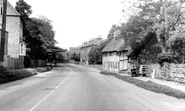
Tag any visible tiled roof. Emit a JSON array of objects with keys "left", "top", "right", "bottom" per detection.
[{"left": 102, "top": 39, "right": 126, "bottom": 52}]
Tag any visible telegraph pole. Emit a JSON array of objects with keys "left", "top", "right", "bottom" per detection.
[{"left": 0, "top": 0, "right": 7, "bottom": 61}]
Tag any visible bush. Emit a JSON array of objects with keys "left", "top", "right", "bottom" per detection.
[
  {"left": 100, "top": 71, "right": 185, "bottom": 99},
  {"left": 36, "top": 67, "right": 52, "bottom": 73},
  {"left": 0, "top": 69, "right": 37, "bottom": 83}
]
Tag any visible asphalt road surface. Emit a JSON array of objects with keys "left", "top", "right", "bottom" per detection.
[{"left": 0, "top": 64, "right": 185, "bottom": 111}]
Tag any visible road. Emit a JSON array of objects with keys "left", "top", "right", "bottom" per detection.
[{"left": 0, "top": 64, "right": 185, "bottom": 111}]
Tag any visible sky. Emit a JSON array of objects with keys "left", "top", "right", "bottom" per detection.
[{"left": 9, "top": 0, "right": 125, "bottom": 50}]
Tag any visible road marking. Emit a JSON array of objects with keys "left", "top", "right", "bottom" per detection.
[{"left": 29, "top": 66, "right": 73, "bottom": 111}]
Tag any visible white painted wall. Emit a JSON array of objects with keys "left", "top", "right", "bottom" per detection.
[{"left": 102, "top": 51, "right": 129, "bottom": 72}]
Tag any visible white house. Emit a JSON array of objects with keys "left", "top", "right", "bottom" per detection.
[{"left": 102, "top": 38, "right": 130, "bottom": 73}]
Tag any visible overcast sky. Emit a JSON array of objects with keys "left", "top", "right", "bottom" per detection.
[{"left": 9, "top": 0, "right": 125, "bottom": 49}]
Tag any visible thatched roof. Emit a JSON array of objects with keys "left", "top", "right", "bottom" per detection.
[
  {"left": 102, "top": 39, "right": 126, "bottom": 52},
  {"left": 127, "top": 32, "right": 156, "bottom": 57}
]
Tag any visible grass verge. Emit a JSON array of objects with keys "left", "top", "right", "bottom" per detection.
[
  {"left": 0, "top": 67, "right": 52, "bottom": 84},
  {"left": 101, "top": 71, "right": 185, "bottom": 99},
  {"left": 0, "top": 69, "right": 37, "bottom": 83}
]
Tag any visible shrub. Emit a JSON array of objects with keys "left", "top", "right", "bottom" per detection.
[
  {"left": 0, "top": 69, "right": 37, "bottom": 83},
  {"left": 36, "top": 67, "right": 52, "bottom": 72}
]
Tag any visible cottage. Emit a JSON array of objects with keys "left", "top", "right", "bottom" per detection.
[
  {"left": 0, "top": 0, "right": 26, "bottom": 69},
  {"left": 102, "top": 31, "right": 156, "bottom": 76},
  {"left": 102, "top": 38, "right": 130, "bottom": 73}
]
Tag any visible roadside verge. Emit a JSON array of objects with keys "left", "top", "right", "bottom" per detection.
[
  {"left": 101, "top": 71, "right": 185, "bottom": 100},
  {"left": 0, "top": 67, "right": 52, "bottom": 84}
]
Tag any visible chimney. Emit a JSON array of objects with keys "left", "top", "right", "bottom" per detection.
[{"left": 113, "top": 29, "right": 120, "bottom": 39}]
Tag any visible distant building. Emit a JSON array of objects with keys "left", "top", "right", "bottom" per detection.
[
  {"left": 80, "top": 37, "right": 103, "bottom": 64},
  {"left": 69, "top": 47, "right": 80, "bottom": 55},
  {"left": 0, "top": 0, "right": 26, "bottom": 70}
]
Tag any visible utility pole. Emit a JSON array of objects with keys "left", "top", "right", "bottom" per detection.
[{"left": 0, "top": 0, "right": 7, "bottom": 61}]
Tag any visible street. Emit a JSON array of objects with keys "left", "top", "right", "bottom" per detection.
[{"left": 0, "top": 64, "right": 185, "bottom": 111}]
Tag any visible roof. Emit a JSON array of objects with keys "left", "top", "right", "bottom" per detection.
[
  {"left": 127, "top": 32, "right": 156, "bottom": 56},
  {"left": 47, "top": 46, "right": 66, "bottom": 53},
  {"left": 102, "top": 39, "right": 126, "bottom": 52},
  {"left": 69, "top": 47, "right": 80, "bottom": 54},
  {"left": 0, "top": 0, "right": 21, "bottom": 16},
  {"left": 80, "top": 38, "right": 103, "bottom": 49}
]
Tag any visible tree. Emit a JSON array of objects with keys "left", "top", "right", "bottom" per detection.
[
  {"left": 70, "top": 53, "right": 80, "bottom": 61},
  {"left": 171, "top": 35, "right": 185, "bottom": 63},
  {"left": 107, "top": 24, "right": 120, "bottom": 39},
  {"left": 119, "top": 14, "right": 153, "bottom": 47},
  {"left": 15, "top": 0, "right": 32, "bottom": 42},
  {"left": 88, "top": 40, "right": 111, "bottom": 64},
  {"left": 137, "top": 0, "right": 185, "bottom": 53},
  {"left": 15, "top": 0, "right": 32, "bottom": 20},
  {"left": 15, "top": 0, "right": 57, "bottom": 67},
  {"left": 31, "top": 17, "right": 56, "bottom": 47}
]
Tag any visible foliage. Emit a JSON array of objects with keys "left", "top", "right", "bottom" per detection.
[
  {"left": 171, "top": 37, "right": 185, "bottom": 63},
  {"left": 88, "top": 39, "right": 111, "bottom": 64},
  {"left": 31, "top": 17, "right": 56, "bottom": 47},
  {"left": 15, "top": 0, "right": 57, "bottom": 64},
  {"left": 24, "top": 19, "right": 46, "bottom": 60},
  {"left": 118, "top": 0, "right": 185, "bottom": 65},
  {"left": 70, "top": 53, "right": 80, "bottom": 61},
  {"left": 15, "top": 0, "right": 32, "bottom": 20},
  {"left": 137, "top": 0, "right": 185, "bottom": 53},
  {"left": 119, "top": 15, "right": 153, "bottom": 47},
  {"left": 0, "top": 69, "right": 36, "bottom": 83},
  {"left": 157, "top": 53, "right": 173, "bottom": 66},
  {"left": 139, "top": 35, "right": 161, "bottom": 64},
  {"left": 107, "top": 24, "right": 120, "bottom": 39}
]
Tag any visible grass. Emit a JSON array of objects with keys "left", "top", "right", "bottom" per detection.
[
  {"left": 0, "top": 67, "right": 52, "bottom": 84},
  {"left": 0, "top": 69, "right": 37, "bottom": 83},
  {"left": 101, "top": 71, "right": 185, "bottom": 99}
]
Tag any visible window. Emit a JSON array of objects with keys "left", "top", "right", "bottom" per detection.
[
  {"left": 20, "top": 43, "right": 26, "bottom": 56},
  {"left": 115, "top": 62, "right": 117, "bottom": 69},
  {"left": 123, "top": 60, "right": 128, "bottom": 70},
  {"left": 0, "top": 6, "right": 2, "bottom": 15},
  {"left": 118, "top": 62, "right": 120, "bottom": 70}
]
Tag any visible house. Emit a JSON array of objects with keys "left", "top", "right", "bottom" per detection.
[
  {"left": 102, "top": 31, "right": 156, "bottom": 76},
  {"left": 69, "top": 47, "right": 80, "bottom": 55},
  {"left": 0, "top": 0, "right": 26, "bottom": 70},
  {"left": 101, "top": 38, "right": 130, "bottom": 73},
  {"left": 80, "top": 37, "right": 103, "bottom": 64}
]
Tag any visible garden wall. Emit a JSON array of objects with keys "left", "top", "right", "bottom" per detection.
[
  {"left": 148, "top": 63, "right": 185, "bottom": 83},
  {"left": 170, "top": 64, "right": 185, "bottom": 83}
]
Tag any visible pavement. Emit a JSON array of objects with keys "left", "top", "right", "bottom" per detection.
[
  {"left": 84, "top": 64, "right": 185, "bottom": 93},
  {"left": 135, "top": 77, "right": 185, "bottom": 93}
]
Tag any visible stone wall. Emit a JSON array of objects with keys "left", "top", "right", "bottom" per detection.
[
  {"left": 148, "top": 63, "right": 185, "bottom": 83},
  {"left": 169, "top": 64, "right": 185, "bottom": 83}
]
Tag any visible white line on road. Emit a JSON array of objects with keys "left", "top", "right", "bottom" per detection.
[{"left": 29, "top": 66, "right": 73, "bottom": 111}]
